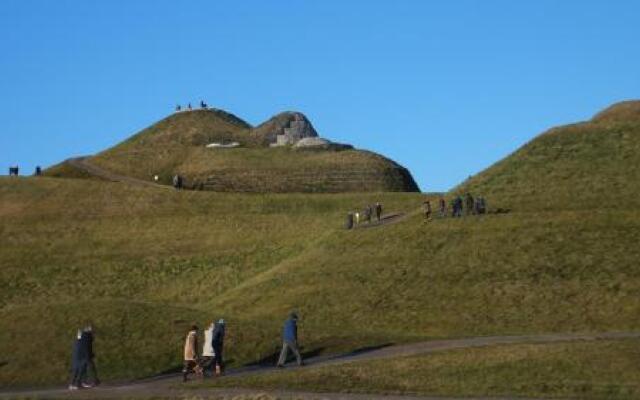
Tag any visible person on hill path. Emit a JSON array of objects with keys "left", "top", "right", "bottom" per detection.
[
  {"left": 423, "top": 200, "right": 432, "bottom": 220},
  {"left": 212, "top": 319, "right": 226, "bottom": 376},
  {"left": 439, "top": 198, "right": 446, "bottom": 218},
  {"left": 465, "top": 193, "right": 475, "bottom": 216},
  {"left": 35, "top": 166, "right": 42, "bottom": 176},
  {"left": 201, "top": 322, "right": 216, "bottom": 377},
  {"left": 173, "top": 174, "right": 183, "bottom": 190},
  {"left": 83, "top": 326, "right": 99, "bottom": 386},
  {"left": 69, "top": 329, "right": 85, "bottom": 390},
  {"left": 365, "top": 205, "right": 373, "bottom": 224},
  {"left": 452, "top": 196, "right": 463, "bottom": 217},
  {"left": 200, "top": 100, "right": 208, "bottom": 109},
  {"left": 276, "top": 312, "right": 303, "bottom": 368},
  {"left": 182, "top": 325, "right": 199, "bottom": 382},
  {"left": 176, "top": 104, "right": 182, "bottom": 112},
  {"left": 354, "top": 212, "right": 360, "bottom": 226},
  {"left": 187, "top": 103, "right": 192, "bottom": 111},
  {"left": 345, "top": 212, "right": 354, "bottom": 230},
  {"left": 375, "top": 202, "right": 382, "bottom": 221}
]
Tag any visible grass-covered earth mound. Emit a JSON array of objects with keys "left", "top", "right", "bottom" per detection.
[
  {"left": 45, "top": 108, "right": 420, "bottom": 193},
  {"left": 2, "top": 101, "right": 640, "bottom": 393}
]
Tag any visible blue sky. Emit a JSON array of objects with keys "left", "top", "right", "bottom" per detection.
[{"left": 1, "top": 0, "right": 639, "bottom": 191}]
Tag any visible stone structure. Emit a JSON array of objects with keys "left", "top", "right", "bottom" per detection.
[{"left": 269, "top": 112, "right": 319, "bottom": 146}]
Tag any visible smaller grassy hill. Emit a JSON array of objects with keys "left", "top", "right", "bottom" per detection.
[
  {"left": 456, "top": 100, "right": 640, "bottom": 211},
  {"left": 44, "top": 108, "right": 420, "bottom": 193}
]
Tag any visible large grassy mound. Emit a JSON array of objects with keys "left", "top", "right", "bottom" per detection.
[
  {"left": 46, "top": 108, "right": 420, "bottom": 193},
  {"left": 2, "top": 101, "right": 640, "bottom": 389}
]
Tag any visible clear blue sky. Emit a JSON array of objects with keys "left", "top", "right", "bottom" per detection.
[{"left": 1, "top": 0, "right": 639, "bottom": 191}]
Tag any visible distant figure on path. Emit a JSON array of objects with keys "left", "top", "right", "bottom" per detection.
[
  {"left": 345, "top": 212, "right": 354, "bottom": 230},
  {"left": 35, "top": 166, "right": 42, "bottom": 176},
  {"left": 365, "top": 205, "right": 373, "bottom": 224},
  {"left": 375, "top": 202, "right": 382, "bottom": 221},
  {"left": 354, "top": 211, "right": 360, "bottom": 226},
  {"left": 439, "top": 198, "right": 446, "bottom": 218},
  {"left": 176, "top": 104, "right": 182, "bottom": 112},
  {"left": 200, "top": 100, "right": 208, "bottom": 109},
  {"left": 173, "top": 174, "right": 183, "bottom": 190},
  {"left": 8, "top": 166, "right": 19, "bottom": 176},
  {"left": 212, "top": 319, "right": 226, "bottom": 375},
  {"left": 187, "top": 103, "right": 192, "bottom": 110},
  {"left": 83, "top": 326, "right": 100, "bottom": 386},
  {"left": 201, "top": 322, "right": 216, "bottom": 377},
  {"left": 276, "top": 312, "right": 303, "bottom": 367},
  {"left": 423, "top": 200, "right": 432, "bottom": 220},
  {"left": 452, "top": 196, "right": 463, "bottom": 217},
  {"left": 465, "top": 193, "right": 475, "bottom": 216},
  {"left": 182, "top": 325, "right": 199, "bottom": 382}
]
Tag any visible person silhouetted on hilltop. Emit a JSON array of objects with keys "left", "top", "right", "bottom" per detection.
[
  {"left": 276, "top": 312, "right": 303, "bottom": 368},
  {"left": 375, "top": 202, "right": 382, "bottom": 221},
  {"left": 200, "top": 100, "right": 207, "bottom": 109},
  {"left": 176, "top": 104, "right": 182, "bottom": 112},
  {"left": 182, "top": 325, "right": 199, "bottom": 382},
  {"left": 35, "top": 166, "right": 42, "bottom": 176},
  {"left": 187, "top": 103, "right": 192, "bottom": 111}
]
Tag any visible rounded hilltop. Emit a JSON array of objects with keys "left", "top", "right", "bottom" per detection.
[
  {"left": 456, "top": 99, "right": 640, "bottom": 211},
  {"left": 46, "top": 106, "right": 420, "bottom": 193}
]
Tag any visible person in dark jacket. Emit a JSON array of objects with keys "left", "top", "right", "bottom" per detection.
[
  {"left": 345, "top": 212, "right": 354, "bottom": 230},
  {"left": 276, "top": 312, "right": 303, "bottom": 367},
  {"left": 212, "top": 319, "right": 226, "bottom": 375},
  {"left": 375, "top": 202, "right": 382, "bottom": 221},
  {"left": 69, "top": 329, "right": 88, "bottom": 390},
  {"left": 83, "top": 326, "right": 100, "bottom": 386}
]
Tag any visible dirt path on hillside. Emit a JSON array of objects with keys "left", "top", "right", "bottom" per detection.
[
  {"left": 67, "top": 157, "right": 170, "bottom": 189},
  {"left": 3, "top": 331, "right": 638, "bottom": 400}
]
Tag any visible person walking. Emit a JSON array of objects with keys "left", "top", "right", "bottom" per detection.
[
  {"left": 276, "top": 312, "right": 303, "bottom": 368},
  {"left": 465, "top": 192, "right": 475, "bottom": 216},
  {"left": 439, "top": 198, "right": 446, "bottom": 218},
  {"left": 423, "top": 200, "right": 432, "bottom": 220},
  {"left": 182, "top": 325, "right": 199, "bottom": 382},
  {"left": 345, "top": 212, "right": 354, "bottom": 230},
  {"left": 375, "top": 202, "right": 382, "bottom": 221},
  {"left": 83, "top": 326, "right": 99, "bottom": 386},
  {"left": 68, "top": 329, "right": 85, "bottom": 390},
  {"left": 201, "top": 321, "right": 216, "bottom": 377},
  {"left": 212, "top": 319, "right": 226, "bottom": 376}
]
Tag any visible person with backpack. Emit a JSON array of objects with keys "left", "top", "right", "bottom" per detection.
[
  {"left": 212, "top": 319, "right": 226, "bottom": 376},
  {"left": 182, "top": 325, "right": 199, "bottom": 382},
  {"left": 276, "top": 312, "right": 303, "bottom": 368}
]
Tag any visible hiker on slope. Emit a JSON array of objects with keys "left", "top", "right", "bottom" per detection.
[
  {"left": 201, "top": 321, "right": 216, "bottom": 377},
  {"left": 276, "top": 312, "right": 304, "bottom": 368},
  {"left": 212, "top": 319, "right": 226, "bottom": 375},
  {"left": 182, "top": 325, "right": 199, "bottom": 382}
]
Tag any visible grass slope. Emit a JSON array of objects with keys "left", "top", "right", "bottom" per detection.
[
  {"left": 207, "top": 339, "right": 640, "bottom": 400},
  {"left": 48, "top": 108, "right": 419, "bottom": 192},
  {"left": 2, "top": 101, "right": 640, "bottom": 390}
]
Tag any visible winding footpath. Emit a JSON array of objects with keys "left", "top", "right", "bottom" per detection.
[
  {"left": 66, "top": 157, "right": 170, "bottom": 189},
  {"left": 2, "top": 331, "right": 638, "bottom": 400}
]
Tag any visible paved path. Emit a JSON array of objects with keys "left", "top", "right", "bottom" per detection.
[
  {"left": 2, "top": 331, "right": 638, "bottom": 399},
  {"left": 66, "top": 157, "right": 170, "bottom": 189}
]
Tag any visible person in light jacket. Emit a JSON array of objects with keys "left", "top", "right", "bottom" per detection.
[
  {"left": 200, "top": 322, "right": 216, "bottom": 377},
  {"left": 182, "top": 325, "right": 199, "bottom": 382}
]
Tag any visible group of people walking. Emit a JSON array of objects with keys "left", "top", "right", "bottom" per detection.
[
  {"left": 175, "top": 100, "right": 208, "bottom": 112},
  {"left": 69, "top": 326, "right": 99, "bottom": 390},
  {"left": 345, "top": 202, "right": 383, "bottom": 229},
  {"left": 181, "top": 312, "right": 303, "bottom": 383},
  {"left": 182, "top": 319, "right": 226, "bottom": 381},
  {"left": 423, "top": 192, "right": 487, "bottom": 220}
]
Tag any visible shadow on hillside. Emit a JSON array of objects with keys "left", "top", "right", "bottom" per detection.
[
  {"left": 329, "top": 343, "right": 393, "bottom": 360},
  {"left": 246, "top": 346, "right": 327, "bottom": 366}
]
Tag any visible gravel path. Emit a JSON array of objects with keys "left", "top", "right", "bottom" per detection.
[{"left": 2, "top": 331, "right": 637, "bottom": 400}]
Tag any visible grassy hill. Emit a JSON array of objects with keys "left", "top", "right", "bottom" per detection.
[
  {"left": 45, "top": 108, "right": 420, "bottom": 193},
  {"left": 2, "top": 101, "right": 640, "bottom": 390}
]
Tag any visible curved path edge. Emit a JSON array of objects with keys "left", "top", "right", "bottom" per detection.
[{"left": 2, "top": 331, "right": 638, "bottom": 399}]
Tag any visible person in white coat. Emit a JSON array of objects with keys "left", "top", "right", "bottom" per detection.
[{"left": 200, "top": 322, "right": 216, "bottom": 377}]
